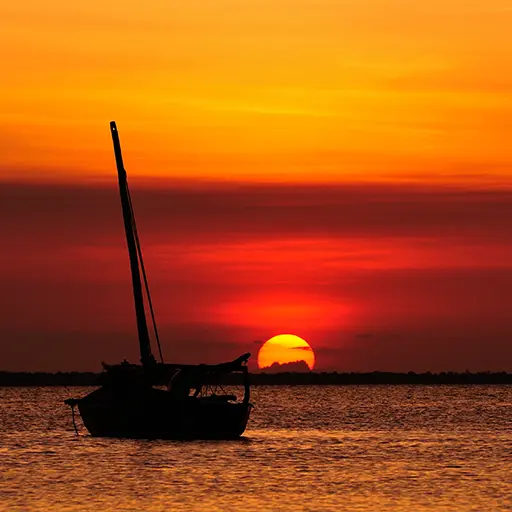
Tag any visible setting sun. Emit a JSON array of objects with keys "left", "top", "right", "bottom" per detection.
[{"left": 258, "top": 334, "right": 315, "bottom": 370}]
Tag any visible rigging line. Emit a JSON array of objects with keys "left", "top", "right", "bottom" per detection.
[
  {"left": 71, "top": 405, "right": 79, "bottom": 436},
  {"left": 126, "top": 180, "right": 164, "bottom": 364},
  {"left": 127, "top": 182, "right": 164, "bottom": 364}
]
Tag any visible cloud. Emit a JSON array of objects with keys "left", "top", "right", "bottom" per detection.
[
  {"left": 259, "top": 360, "right": 311, "bottom": 373},
  {"left": 355, "top": 332, "right": 375, "bottom": 339},
  {"left": 3, "top": 179, "right": 512, "bottom": 247}
]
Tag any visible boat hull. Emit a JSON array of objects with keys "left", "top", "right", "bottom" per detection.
[{"left": 77, "top": 387, "right": 251, "bottom": 440}]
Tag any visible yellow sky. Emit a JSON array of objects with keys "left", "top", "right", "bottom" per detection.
[{"left": 1, "top": 0, "right": 511, "bottom": 183}]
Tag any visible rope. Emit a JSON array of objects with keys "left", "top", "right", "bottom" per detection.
[
  {"left": 71, "top": 406, "right": 79, "bottom": 436},
  {"left": 126, "top": 181, "right": 164, "bottom": 364}
]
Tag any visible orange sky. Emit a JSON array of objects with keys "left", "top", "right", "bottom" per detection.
[
  {"left": 1, "top": 0, "right": 512, "bottom": 184},
  {"left": 1, "top": 1, "right": 512, "bottom": 372}
]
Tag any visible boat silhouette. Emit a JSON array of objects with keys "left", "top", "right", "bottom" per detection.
[{"left": 64, "top": 122, "right": 252, "bottom": 439}]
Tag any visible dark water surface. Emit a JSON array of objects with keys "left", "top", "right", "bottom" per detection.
[{"left": 0, "top": 386, "right": 510, "bottom": 511}]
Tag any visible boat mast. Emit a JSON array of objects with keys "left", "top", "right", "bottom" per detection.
[{"left": 110, "top": 121, "right": 155, "bottom": 369}]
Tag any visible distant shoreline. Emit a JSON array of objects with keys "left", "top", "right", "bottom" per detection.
[{"left": 0, "top": 371, "right": 511, "bottom": 386}]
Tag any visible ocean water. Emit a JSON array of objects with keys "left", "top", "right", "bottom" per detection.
[{"left": 0, "top": 386, "right": 510, "bottom": 511}]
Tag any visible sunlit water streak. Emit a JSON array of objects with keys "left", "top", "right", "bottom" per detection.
[{"left": 0, "top": 386, "right": 510, "bottom": 511}]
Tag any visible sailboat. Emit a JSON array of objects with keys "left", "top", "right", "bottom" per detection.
[{"left": 64, "top": 122, "right": 252, "bottom": 439}]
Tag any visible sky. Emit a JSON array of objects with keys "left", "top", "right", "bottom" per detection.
[{"left": 1, "top": 0, "right": 512, "bottom": 371}]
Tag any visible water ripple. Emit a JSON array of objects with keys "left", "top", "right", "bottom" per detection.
[{"left": 0, "top": 386, "right": 510, "bottom": 511}]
